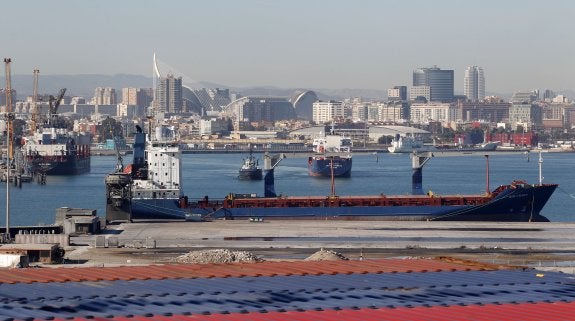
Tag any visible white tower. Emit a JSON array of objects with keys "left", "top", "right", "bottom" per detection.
[{"left": 464, "top": 66, "right": 485, "bottom": 102}]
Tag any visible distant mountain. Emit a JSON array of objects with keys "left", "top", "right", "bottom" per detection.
[
  {"left": 12, "top": 74, "right": 153, "bottom": 98},
  {"left": 16, "top": 73, "right": 569, "bottom": 102},
  {"left": 11, "top": 73, "right": 391, "bottom": 101},
  {"left": 557, "top": 89, "right": 575, "bottom": 98}
]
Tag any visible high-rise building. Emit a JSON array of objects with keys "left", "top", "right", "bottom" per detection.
[
  {"left": 122, "top": 87, "right": 153, "bottom": 110},
  {"left": 410, "top": 102, "right": 458, "bottom": 124},
  {"left": 509, "top": 91, "right": 542, "bottom": 130},
  {"left": 93, "top": 87, "right": 117, "bottom": 105},
  {"left": 156, "top": 75, "right": 183, "bottom": 113},
  {"left": 412, "top": 66, "right": 454, "bottom": 102},
  {"left": 387, "top": 86, "right": 407, "bottom": 101},
  {"left": 463, "top": 66, "right": 485, "bottom": 102},
  {"left": 409, "top": 86, "right": 431, "bottom": 101},
  {"left": 312, "top": 100, "right": 344, "bottom": 124}
]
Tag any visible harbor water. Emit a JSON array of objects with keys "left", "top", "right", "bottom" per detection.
[{"left": 1, "top": 151, "right": 574, "bottom": 226}]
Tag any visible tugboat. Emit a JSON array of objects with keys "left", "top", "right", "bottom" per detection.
[{"left": 238, "top": 150, "right": 262, "bottom": 180}]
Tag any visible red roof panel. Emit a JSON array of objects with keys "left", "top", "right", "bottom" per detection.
[{"left": 0, "top": 258, "right": 498, "bottom": 285}]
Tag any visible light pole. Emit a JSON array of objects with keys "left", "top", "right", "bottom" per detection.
[
  {"left": 4, "top": 112, "right": 13, "bottom": 242},
  {"left": 3, "top": 57, "right": 13, "bottom": 242}
]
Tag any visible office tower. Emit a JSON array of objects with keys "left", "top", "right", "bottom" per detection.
[
  {"left": 463, "top": 66, "right": 485, "bottom": 102},
  {"left": 412, "top": 66, "right": 454, "bottom": 102}
]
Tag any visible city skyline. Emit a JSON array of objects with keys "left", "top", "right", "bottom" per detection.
[{"left": 2, "top": 0, "right": 574, "bottom": 94}]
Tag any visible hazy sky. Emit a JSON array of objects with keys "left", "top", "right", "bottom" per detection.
[{"left": 3, "top": 0, "right": 574, "bottom": 93}]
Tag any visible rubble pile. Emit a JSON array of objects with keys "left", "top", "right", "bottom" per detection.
[
  {"left": 304, "top": 248, "right": 348, "bottom": 261},
  {"left": 174, "top": 249, "right": 263, "bottom": 264}
]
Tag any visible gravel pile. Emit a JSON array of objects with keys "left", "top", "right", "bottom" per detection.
[
  {"left": 173, "top": 249, "right": 263, "bottom": 264},
  {"left": 304, "top": 248, "right": 348, "bottom": 261}
]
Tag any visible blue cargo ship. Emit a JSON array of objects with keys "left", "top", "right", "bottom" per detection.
[
  {"left": 308, "top": 134, "right": 353, "bottom": 177},
  {"left": 207, "top": 180, "right": 557, "bottom": 222},
  {"left": 106, "top": 128, "right": 557, "bottom": 223}
]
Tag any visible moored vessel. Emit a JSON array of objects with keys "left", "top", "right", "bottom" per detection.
[
  {"left": 203, "top": 180, "right": 556, "bottom": 222},
  {"left": 21, "top": 88, "right": 90, "bottom": 175},
  {"left": 105, "top": 125, "right": 198, "bottom": 222},
  {"left": 195, "top": 151, "right": 557, "bottom": 222},
  {"left": 22, "top": 129, "right": 91, "bottom": 175}
]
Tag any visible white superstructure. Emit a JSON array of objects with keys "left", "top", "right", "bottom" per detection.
[{"left": 387, "top": 135, "right": 436, "bottom": 153}]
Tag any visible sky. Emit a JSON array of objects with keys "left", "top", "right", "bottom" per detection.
[{"left": 2, "top": 0, "right": 574, "bottom": 94}]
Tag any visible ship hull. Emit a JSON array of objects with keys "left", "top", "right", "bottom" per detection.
[
  {"left": 238, "top": 169, "right": 263, "bottom": 180},
  {"left": 207, "top": 184, "right": 557, "bottom": 222},
  {"left": 308, "top": 156, "right": 352, "bottom": 177},
  {"left": 106, "top": 197, "right": 197, "bottom": 222},
  {"left": 35, "top": 156, "right": 91, "bottom": 175},
  {"left": 130, "top": 198, "right": 188, "bottom": 220},
  {"left": 23, "top": 129, "right": 92, "bottom": 176}
]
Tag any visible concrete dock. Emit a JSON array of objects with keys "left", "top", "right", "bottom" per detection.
[{"left": 66, "top": 220, "right": 575, "bottom": 272}]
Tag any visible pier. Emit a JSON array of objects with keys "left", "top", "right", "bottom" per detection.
[{"left": 68, "top": 220, "right": 575, "bottom": 272}]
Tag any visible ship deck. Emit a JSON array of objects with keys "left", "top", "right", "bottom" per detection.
[{"left": 221, "top": 193, "right": 492, "bottom": 209}]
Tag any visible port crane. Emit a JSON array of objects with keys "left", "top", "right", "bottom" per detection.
[
  {"left": 30, "top": 69, "right": 40, "bottom": 134},
  {"left": 47, "top": 88, "right": 66, "bottom": 127}
]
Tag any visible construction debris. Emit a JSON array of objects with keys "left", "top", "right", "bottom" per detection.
[
  {"left": 304, "top": 248, "right": 348, "bottom": 261},
  {"left": 173, "top": 249, "right": 263, "bottom": 264}
]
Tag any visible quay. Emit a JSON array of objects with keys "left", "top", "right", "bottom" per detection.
[{"left": 68, "top": 220, "right": 575, "bottom": 272}]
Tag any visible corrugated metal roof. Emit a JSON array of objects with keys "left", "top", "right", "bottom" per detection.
[
  {"left": 0, "top": 258, "right": 572, "bottom": 320},
  {"left": 0, "top": 258, "right": 495, "bottom": 284}
]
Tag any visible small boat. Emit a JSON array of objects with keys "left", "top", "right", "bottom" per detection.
[
  {"left": 388, "top": 134, "right": 500, "bottom": 154},
  {"left": 238, "top": 152, "right": 262, "bottom": 180},
  {"left": 388, "top": 134, "right": 436, "bottom": 153}
]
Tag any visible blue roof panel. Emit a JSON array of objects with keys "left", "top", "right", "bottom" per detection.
[{"left": 1, "top": 268, "right": 575, "bottom": 319}]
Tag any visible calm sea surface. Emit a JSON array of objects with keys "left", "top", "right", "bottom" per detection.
[{"left": 1, "top": 151, "right": 574, "bottom": 226}]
